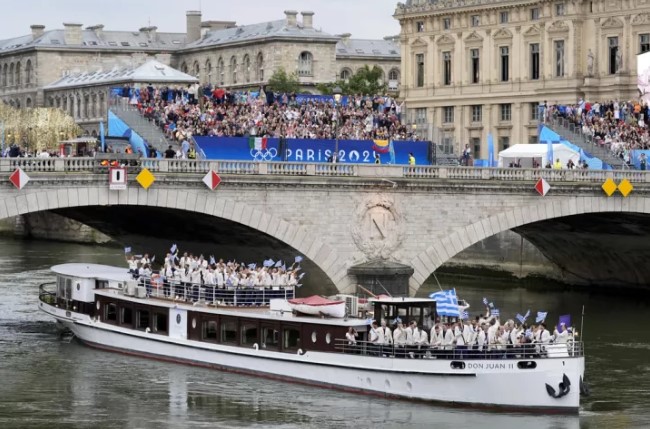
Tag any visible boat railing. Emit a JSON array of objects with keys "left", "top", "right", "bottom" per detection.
[
  {"left": 129, "top": 277, "right": 296, "bottom": 307},
  {"left": 333, "top": 338, "right": 584, "bottom": 360},
  {"left": 38, "top": 282, "right": 58, "bottom": 305}
]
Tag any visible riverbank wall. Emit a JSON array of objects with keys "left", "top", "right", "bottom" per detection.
[{"left": 0, "top": 213, "right": 112, "bottom": 244}]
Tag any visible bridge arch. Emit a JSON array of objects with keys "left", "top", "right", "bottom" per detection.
[
  {"left": 410, "top": 195, "right": 650, "bottom": 294},
  {"left": 0, "top": 186, "right": 350, "bottom": 292}
]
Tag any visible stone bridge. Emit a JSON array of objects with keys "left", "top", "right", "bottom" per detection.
[{"left": 2, "top": 157, "right": 650, "bottom": 295}]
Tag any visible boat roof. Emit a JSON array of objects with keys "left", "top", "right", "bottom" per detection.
[
  {"left": 51, "top": 263, "right": 132, "bottom": 282},
  {"left": 369, "top": 297, "right": 435, "bottom": 304}
]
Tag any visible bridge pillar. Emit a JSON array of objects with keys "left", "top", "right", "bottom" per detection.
[{"left": 348, "top": 260, "right": 414, "bottom": 297}]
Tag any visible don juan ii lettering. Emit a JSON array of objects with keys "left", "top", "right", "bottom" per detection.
[{"left": 466, "top": 363, "right": 515, "bottom": 370}]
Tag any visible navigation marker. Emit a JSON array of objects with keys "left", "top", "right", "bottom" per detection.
[
  {"left": 617, "top": 179, "right": 633, "bottom": 197},
  {"left": 534, "top": 177, "right": 550, "bottom": 196},
  {"left": 9, "top": 168, "right": 29, "bottom": 190},
  {"left": 202, "top": 170, "right": 221, "bottom": 190},
  {"left": 602, "top": 178, "right": 617, "bottom": 197},
  {"left": 136, "top": 168, "right": 155, "bottom": 189}
]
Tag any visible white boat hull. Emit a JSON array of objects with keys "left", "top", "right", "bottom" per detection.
[
  {"left": 289, "top": 302, "right": 346, "bottom": 318},
  {"left": 40, "top": 302, "right": 583, "bottom": 413}
]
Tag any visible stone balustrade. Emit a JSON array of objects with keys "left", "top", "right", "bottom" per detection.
[{"left": 2, "top": 158, "right": 650, "bottom": 183}]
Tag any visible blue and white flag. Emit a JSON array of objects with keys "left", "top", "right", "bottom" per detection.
[
  {"left": 248, "top": 263, "right": 256, "bottom": 269},
  {"left": 281, "top": 264, "right": 286, "bottom": 271},
  {"left": 489, "top": 302, "right": 494, "bottom": 309},
  {"left": 170, "top": 244, "right": 178, "bottom": 254},
  {"left": 209, "top": 255, "right": 216, "bottom": 265},
  {"left": 295, "top": 256, "right": 303, "bottom": 263},
  {"left": 99, "top": 121, "right": 106, "bottom": 152},
  {"left": 487, "top": 133, "right": 495, "bottom": 167},
  {"left": 151, "top": 255, "right": 155, "bottom": 262},
  {"left": 429, "top": 288, "right": 460, "bottom": 318},
  {"left": 482, "top": 297, "right": 489, "bottom": 306},
  {"left": 536, "top": 311, "right": 548, "bottom": 323},
  {"left": 298, "top": 273, "right": 306, "bottom": 280},
  {"left": 274, "top": 260, "right": 283, "bottom": 268},
  {"left": 263, "top": 259, "right": 275, "bottom": 267},
  {"left": 124, "top": 246, "right": 132, "bottom": 254},
  {"left": 460, "top": 310, "right": 469, "bottom": 320},
  {"left": 516, "top": 313, "right": 526, "bottom": 324},
  {"left": 492, "top": 309, "right": 500, "bottom": 318}
]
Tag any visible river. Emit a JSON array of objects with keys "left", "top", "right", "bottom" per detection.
[{"left": 0, "top": 239, "right": 648, "bottom": 429}]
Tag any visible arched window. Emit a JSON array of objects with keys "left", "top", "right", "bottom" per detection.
[
  {"left": 25, "top": 60, "right": 32, "bottom": 85},
  {"left": 15, "top": 62, "right": 21, "bottom": 86},
  {"left": 193, "top": 61, "right": 200, "bottom": 78},
  {"left": 25, "top": 97, "right": 32, "bottom": 108},
  {"left": 15, "top": 99, "right": 20, "bottom": 108},
  {"left": 205, "top": 59, "right": 212, "bottom": 84},
  {"left": 388, "top": 68, "right": 400, "bottom": 81},
  {"left": 340, "top": 68, "right": 352, "bottom": 81},
  {"left": 216, "top": 57, "right": 224, "bottom": 85},
  {"left": 91, "top": 94, "right": 97, "bottom": 117},
  {"left": 255, "top": 52, "right": 264, "bottom": 81},
  {"left": 180, "top": 62, "right": 188, "bottom": 73},
  {"left": 55, "top": 97, "right": 61, "bottom": 108},
  {"left": 9, "top": 63, "right": 14, "bottom": 86},
  {"left": 376, "top": 67, "right": 385, "bottom": 85},
  {"left": 83, "top": 94, "right": 89, "bottom": 118},
  {"left": 297, "top": 51, "right": 313, "bottom": 76},
  {"left": 2, "top": 64, "right": 6, "bottom": 87},
  {"left": 243, "top": 54, "right": 250, "bottom": 83},
  {"left": 230, "top": 56, "right": 237, "bottom": 84},
  {"left": 99, "top": 93, "right": 105, "bottom": 117},
  {"left": 62, "top": 96, "right": 68, "bottom": 112}
]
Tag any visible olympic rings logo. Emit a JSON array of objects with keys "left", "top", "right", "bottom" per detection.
[{"left": 250, "top": 148, "right": 278, "bottom": 161}]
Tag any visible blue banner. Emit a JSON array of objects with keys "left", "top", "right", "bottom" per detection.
[
  {"left": 193, "top": 137, "right": 430, "bottom": 165},
  {"left": 294, "top": 94, "right": 349, "bottom": 106}
]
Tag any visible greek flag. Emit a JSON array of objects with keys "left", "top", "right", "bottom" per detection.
[
  {"left": 274, "top": 260, "right": 283, "bottom": 268},
  {"left": 124, "top": 246, "right": 132, "bottom": 254},
  {"left": 489, "top": 302, "right": 494, "bottom": 309},
  {"left": 482, "top": 297, "right": 489, "bottom": 306},
  {"left": 536, "top": 311, "right": 548, "bottom": 323},
  {"left": 248, "top": 263, "right": 256, "bottom": 269},
  {"left": 516, "top": 313, "right": 526, "bottom": 324},
  {"left": 263, "top": 259, "right": 275, "bottom": 267},
  {"left": 429, "top": 288, "right": 460, "bottom": 317},
  {"left": 492, "top": 309, "right": 500, "bottom": 318},
  {"left": 460, "top": 310, "right": 469, "bottom": 320},
  {"left": 170, "top": 244, "right": 178, "bottom": 254}
]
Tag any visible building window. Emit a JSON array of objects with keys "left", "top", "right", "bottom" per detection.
[
  {"left": 471, "top": 105, "right": 482, "bottom": 122},
  {"left": 388, "top": 68, "right": 399, "bottom": 81},
  {"left": 443, "top": 17, "right": 451, "bottom": 30},
  {"left": 217, "top": 57, "right": 224, "bottom": 85},
  {"left": 500, "top": 46, "right": 509, "bottom": 82},
  {"left": 640, "top": 34, "right": 650, "bottom": 53},
  {"left": 443, "top": 51, "right": 452, "bottom": 85},
  {"left": 256, "top": 53, "right": 264, "bottom": 81},
  {"left": 470, "top": 48, "right": 480, "bottom": 83},
  {"left": 243, "top": 54, "right": 251, "bottom": 83},
  {"left": 500, "top": 11, "right": 509, "bottom": 24},
  {"left": 609, "top": 37, "right": 619, "bottom": 74},
  {"left": 500, "top": 103, "right": 512, "bottom": 121},
  {"left": 471, "top": 15, "right": 480, "bottom": 27},
  {"left": 416, "top": 21, "right": 425, "bottom": 32},
  {"left": 443, "top": 106, "right": 454, "bottom": 123},
  {"left": 416, "top": 53, "right": 425, "bottom": 87},
  {"left": 530, "top": 43, "right": 540, "bottom": 80},
  {"left": 529, "top": 135, "right": 539, "bottom": 144},
  {"left": 531, "top": 8, "right": 540, "bottom": 20},
  {"left": 340, "top": 68, "right": 352, "bottom": 81},
  {"left": 298, "top": 51, "right": 313, "bottom": 76},
  {"left": 499, "top": 136, "right": 510, "bottom": 151},
  {"left": 471, "top": 137, "right": 481, "bottom": 159},
  {"left": 230, "top": 56, "right": 237, "bottom": 84},
  {"left": 531, "top": 102, "right": 540, "bottom": 120},
  {"left": 554, "top": 40, "right": 565, "bottom": 77},
  {"left": 415, "top": 108, "right": 427, "bottom": 125},
  {"left": 555, "top": 3, "right": 565, "bottom": 16}
]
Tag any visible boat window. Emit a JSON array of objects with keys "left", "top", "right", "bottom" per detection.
[
  {"left": 240, "top": 323, "right": 258, "bottom": 345},
  {"left": 450, "top": 361, "right": 466, "bottom": 369},
  {"left": 65, "top": 279, "right": 72, "bottom": 299},
  {"left": 283, "top": 328, "right": 300, "bottom": 350},
  {"left": 325, "top": 332, "right": 332, "bottom": 344},
  {"left": 154, "top": 313, "right": 168, "bottom": 333},
  {"left": 136, "top": 309, "right": 150, "bottom": 330},
  {"left": 104, "top": 303, "right": 117, "bottom": 322},
  {"left": 121, "top": 307, "right": 133, "bottom": 325},
  {"left": 517, "top": 361, "right": 537, "bottom": 369},
  {"left": 202, "top": 320, "right": 218, "bottom": 341},
  {"left": 262, "top": 327, "right": 279, "bottom": 349},
  {"left": 57, "top": 277, "right": 65, "bottom": 297},
  {"left": 311, "top": 331, "right": 317, "bottom": 343},
  {"left": 221, "top": 319, "right": 238, "bottom": 344},
  {"left": 96, "top": 280, "right": 108, "bottom": 289}
]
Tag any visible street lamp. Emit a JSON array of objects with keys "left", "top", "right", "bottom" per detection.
[{"left": 332, "top": 86, "right": 342, "bottom": 161}]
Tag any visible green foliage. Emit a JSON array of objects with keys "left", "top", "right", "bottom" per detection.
[
  {"left": 317, "top": 65, "right": 387, "bottom": 96},
  {"left": 267, "top": 67, "right": 300, "bottom": 93}
]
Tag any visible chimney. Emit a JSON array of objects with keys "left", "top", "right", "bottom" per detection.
[
  {"left": 339, "top": 33, "right": 351, "bottom": 44},
  {"left": 87, "top": 24, "right": 104, "bottom": 39},
  {"left": 284, "top": 10, "right": 298, "bottom": 27},
  {"left": 63, "top": 22, "right": 83, "bottom": 45},
  {"left": 31, "top": 25, "right": 45, "bottom": 40},
  {"left": 139, "top": 26, "right": 157, "bottom": 41},
  {"left": 201, "top": 23, "right": 211, "bottom": 39},
  {"left": 301, "top": 11, "right": 314, "bottom": 29},
  {"left": 186, "top": 10, "right": 202, "bottom": 43}
]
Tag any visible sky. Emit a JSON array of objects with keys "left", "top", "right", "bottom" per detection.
[{"left": 0, "top": 0, "right": 402, "bottom": 40}]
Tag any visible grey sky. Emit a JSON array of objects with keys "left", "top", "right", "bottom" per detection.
[{"left": 1, "top": 0, "right": 401, "bottom": 40}]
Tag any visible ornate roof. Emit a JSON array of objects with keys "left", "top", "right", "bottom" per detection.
[{"left": 44, "top": 59, "right": 198, "bottom": 90}]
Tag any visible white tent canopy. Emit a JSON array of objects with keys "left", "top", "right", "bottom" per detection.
[{"left": 498, "top": 144, "right": 580, "bottom": 168}]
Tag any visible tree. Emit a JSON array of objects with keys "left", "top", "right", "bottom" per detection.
[
  {"left": 317, "top": 66, "right": 387, "bottom": 96},
  {"left": 267, "top": 67, "right": 300, "bottom": 93}
]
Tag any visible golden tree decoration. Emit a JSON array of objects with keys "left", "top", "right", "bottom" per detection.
[{"left": 0, "top": 104, "right": 82, "bottom": 153}]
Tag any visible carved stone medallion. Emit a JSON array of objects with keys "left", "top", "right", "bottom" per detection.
[{"left": 351, "top": 195, "right": 405, "bottom": 260}]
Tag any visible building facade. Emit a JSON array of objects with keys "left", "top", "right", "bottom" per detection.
[
  {"left": 0, "top": 10, "right": 400, "bottom": 123},
  {"left": 395, "top": 0, "right": 650, "bottom": 158}
]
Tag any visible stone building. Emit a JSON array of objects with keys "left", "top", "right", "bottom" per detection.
[
  {"left": 394, "top": 0, "right": 650, "bottom": 158},
  {"left": 335, "top": 34, "right": 401, "bottom": 90},
  {"left": 0, "top": 10, "right": 401, "bottom": 121}
]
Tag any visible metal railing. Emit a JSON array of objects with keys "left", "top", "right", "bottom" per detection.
[
  {"left": 38, "top": 282, "right": 57, "bottom": 305},
  {"left": 334, "top": 338, "right": 584, "bottom": 360},
  {"left": 3, "top": 157, "right": 650, "bottom": 183}
]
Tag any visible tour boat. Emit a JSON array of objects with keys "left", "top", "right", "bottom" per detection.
[
  {"left": 38, "top": 263, "right": 587, "bottom": 413},
  {"left": 288, "top": 295, "right": 346, "bottom": 318}
]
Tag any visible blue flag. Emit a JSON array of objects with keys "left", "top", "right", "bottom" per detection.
[
  {"left": 170, "top": 244, "right": 177, "bottom": 254},
  {"left": 389, "top": 140, "right": 396, "bottom": 164},
  {"left": 536, "top": 311, "right": 548, "bottom": 323},
  {"left": 124, "top": 246, "right": 132, "bottom": 254},
  {"left": 482, "top": 297, "right": 489, "bottom": 306},
  {"left": 99, "top": 121, "right": 106, "bottom": 152},
  {"left": 209, "top": 255, "right": 216, "bottom": 265},
  {"left": 559, "top": 314, "right": 571, "bottom": 328},
  {"left": 487, "top": 133, "right": 495, "bottom": 167},
  {"left": 274, "top": 260, "right": 283, "bottom": 268},
  {"left": 491, "top": 309, "right": 500, "bottom": 318},
  {"left": 547, "top": 139, "right": 554, "bottom": 165},
  {"left": 294, "top": 256, "right": 303, "bottom": 263}
]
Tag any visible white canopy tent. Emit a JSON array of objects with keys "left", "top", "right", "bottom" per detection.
[{"left": 498, "top": 144, "right": 580, "bottom": 168}]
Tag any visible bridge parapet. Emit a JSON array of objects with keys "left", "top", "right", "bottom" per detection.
[{"left": 2, "top": 158, "right": 650, "bottom": 184}]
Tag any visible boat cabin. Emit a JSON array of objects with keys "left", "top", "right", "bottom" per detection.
[{"left": 371, "top": 297, "right": 437, "bottom": 330}]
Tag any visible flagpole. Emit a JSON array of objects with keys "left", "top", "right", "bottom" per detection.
[
  {"left": 579, "top": 304, "right": 585, "bottom": 340},
  {"left": 432, "top": 272, "right": 444, "bottom": 292}
]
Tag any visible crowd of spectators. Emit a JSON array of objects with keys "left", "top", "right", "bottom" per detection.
[
  {"left": 131, "top": 84, "right": 415, "bottom": 143},
  {"left": 544, "top": 98, "right": 650, "bottom": 164}
]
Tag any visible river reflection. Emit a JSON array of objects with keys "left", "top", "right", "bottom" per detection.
[{"left": 0, "top": 239, "right": 648, "bottom": 428}]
